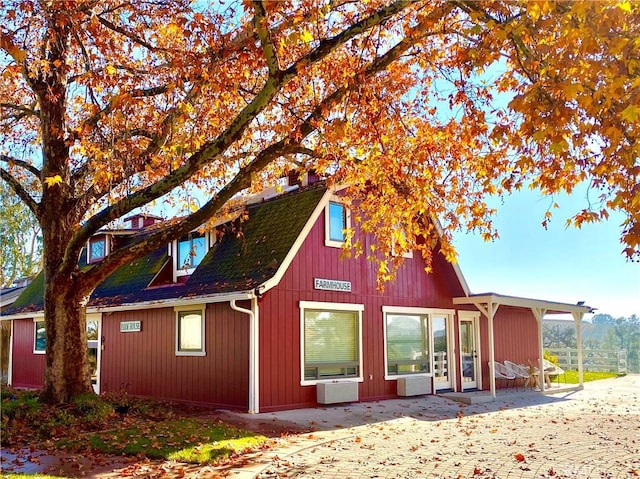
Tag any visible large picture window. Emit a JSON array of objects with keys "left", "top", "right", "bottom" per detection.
[
  {"left": 175, "top": 307, "right": 205, "bottom": 356},
  {"left": 300, "top": 301, "right": 363, "bottom": 383},
  {"left": 383, "top": 307, "right": 453, "bottom": 386},
  {"left": 385, "top": 314, "right": 430, "bottom": 375}
]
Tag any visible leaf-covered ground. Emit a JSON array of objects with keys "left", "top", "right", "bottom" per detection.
[{"left": 0, "top": 389, "right": 281, "bottom": 477}]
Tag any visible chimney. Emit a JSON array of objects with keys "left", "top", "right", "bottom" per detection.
[
  {"left": 288, "top": 169, "right": 320, "bottom": 187},
  {"left": 124, "top": 213, "right": 163, "bottom": 229}
]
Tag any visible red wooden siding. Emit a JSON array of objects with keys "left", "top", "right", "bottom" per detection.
[
  {"left": 100, "top": 303, "right": 249, "bottom": 409},
  {"left": 258, "top": 216, "right": 467, "bottom": 412},
  {"left": 10, "top": 319, "right": 45, "bottom": 388},
  {"left": 479, "top": 306, "right": 539, "bottom": 390}
]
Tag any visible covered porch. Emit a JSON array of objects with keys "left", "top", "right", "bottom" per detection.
[{"left": 452, "top": 293, "right": 594, "bottom": 399}]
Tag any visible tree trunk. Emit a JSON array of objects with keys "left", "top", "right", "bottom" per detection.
[{"left": 40, "top": 270, "right": 93, "bottom": 404}]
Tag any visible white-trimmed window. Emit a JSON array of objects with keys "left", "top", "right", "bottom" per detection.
[
  {"left": 172, "top": 231, "right": 210, "bottom": 280},
  {"left": 175, "top": 306, "right": 205, "bottom": 356},
  {"left": 383, "top": 306, "right": 454, "bottom": 380},
  {"left": 325, "top": 199, "right": 350, "bottom": 247},
  {"left": 88, "top": 235, "right": 109, "bottom": 263},
  {"left": 34, "top": 319, "right": 46, "bottom": 354},
  {"left": 391, "top": 228, "right": 414, "bottom": 259},
  {"left": 300, "top": 301, "right": 363, "bottom": 384},
  {"left": 385, "top": 313, "right": 430, "bottom": 375}
]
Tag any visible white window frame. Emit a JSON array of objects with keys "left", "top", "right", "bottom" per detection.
[
  {"left": 87, "top": 235, "right": 109, "bottom": 263},
  {"left": 324, "top": 197, "right": 351, "bottom": 248},
  {"left": 390, "top": 228, "right": 414, "bottom": 259},
  {"left": 382, "top": 306, "right": 455, "bottom": 380},
  {"left": 172, "top": 231, "right": 211, "bottom": 282},
  {"left": 175, "top": 305, "right": 206, "bottom": 356},
  {"left": 299, "top": 301, "right": 364, "bottom": 386},
  {"left": 33, "top": 317, "right": 46, "bottom": 354}
]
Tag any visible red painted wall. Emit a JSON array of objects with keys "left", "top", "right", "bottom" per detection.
[
  {"left": 10, "top": 319, "right": 45, "bottom": 389},
  {"left": 479, "top": 306, "right": 540, "bottom": 390},
  {"left": 100, "top": 303, "right": 249, "bottom": 409},
  {"left": 258, "top": 217, "right": 467, "bottom": 412}
]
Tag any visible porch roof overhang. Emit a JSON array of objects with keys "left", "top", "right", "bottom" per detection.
[
  {"left": 453, "top": 292, "right": 593, "bottom": 398},
  {"left": 452, "top": 292, "right": 594, "bottom": 316}
]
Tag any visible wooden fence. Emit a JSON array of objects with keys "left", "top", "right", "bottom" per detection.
[{"left": 547, "top": 348, "right": 627, "bottom": 373}]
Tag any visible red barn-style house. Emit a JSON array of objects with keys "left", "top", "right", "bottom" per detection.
[{"left": 1, "top": 180, "right": 592, "bottom": 412}]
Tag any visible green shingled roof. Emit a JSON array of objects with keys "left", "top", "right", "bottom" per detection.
[
  {"left": 3, "top": 184, "right": 327, "bottom": 314},
  {"left": 8, "top": 270, "right": 45, "bottom": 312},
  {"left": 188, "top": 184, "right": 326, "bottom": 291}
]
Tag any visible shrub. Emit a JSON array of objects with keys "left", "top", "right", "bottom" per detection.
[
  {"left": 543, "top": 350, "right": 559, "bottom": 366},
  {"left": 74, "top": 393, "right": 114, "bottom": 422}
]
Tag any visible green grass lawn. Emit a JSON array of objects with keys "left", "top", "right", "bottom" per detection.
[
  {"left": 76, "top": 417, "right": 267, "bottom": 463},
  {"left": 562, "top": 370, "right": 621, "bottom": 384},
  {"left": 2, "top": 389, "right": 268, "bottom": 466}
]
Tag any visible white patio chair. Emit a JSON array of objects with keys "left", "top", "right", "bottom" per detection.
[
  {"left": 491, "top": 361, "right": 516, "bottom": 389},
  {"left": 504, "top": 360, "right": 531, "bottom": 390},
  {"left": 542, "top": 358, "right": 566, "bottom": 385}
]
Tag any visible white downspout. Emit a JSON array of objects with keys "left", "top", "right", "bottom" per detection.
[
  {"left": 230, "top": 297, "right": 259, "bottom": 414},
  {"left": 8, "top": 320, "right": 13, "bottom": 386}
]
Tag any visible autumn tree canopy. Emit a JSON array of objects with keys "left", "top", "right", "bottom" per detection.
[{"left": 1, "top": 0, "right": 638, "bottom": 403}]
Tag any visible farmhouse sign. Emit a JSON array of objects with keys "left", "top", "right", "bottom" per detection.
[
  {"left": 314, "top": 278, "right": 352, "bottom": 293},
  {"left": 120, "top": 320, "right": 141, "bottom": 332}
]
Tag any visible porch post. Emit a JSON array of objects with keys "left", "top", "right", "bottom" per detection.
[
  {"left": 572, "top": 312, "right": 584, "bottom": 387},
  {"left": 531, "top": 308, "right": 546, "bottom": 392},
  {"left": 474, "top": 301, "right": 498, "bottom": 399},
  {"left": 487, "top": 302, "right": 496, "bottom": 399}
]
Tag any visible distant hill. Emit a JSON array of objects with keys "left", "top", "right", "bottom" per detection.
[{"left": 543, "top": 319, "right": 611, "bottom": 344}]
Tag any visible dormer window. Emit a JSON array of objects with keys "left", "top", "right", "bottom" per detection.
[
  {"left": 173, "top": 231, "right": 210, "bottom": 281},
  {"left": 88, "top": 235, "right": 108, "bottom": 263},
  {"left": 325, "top": 198, "right": 350, "bottom": 248}
]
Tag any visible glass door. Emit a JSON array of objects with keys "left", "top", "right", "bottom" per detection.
[
  {"left": 1, "top": 320, "right": 11, "bottom": 385},
  {"left": 459, "top": 315, "right": 479, "bottom": 390},
  {"left": 87, "top": 316, "right": 101, "bottom": 393},
  {"left": 432, "top": 315, "right": 451, "bottom": 390}
]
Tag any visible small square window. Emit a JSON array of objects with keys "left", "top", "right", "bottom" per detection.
[
  {"left": 176, "top": 233, "right": 207, "bottom": 272},
  {"left": 176, "top": 309, "right": 205, "bottom": 356},
  {"left": 34, "top": 320, "right": 46, "bottom": 353},
  {"left": 89, "top": 237, "right": 107, "bottom": 262}
]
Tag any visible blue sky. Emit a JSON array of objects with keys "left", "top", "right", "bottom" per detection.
[{"left": 452, "top": 186, "right": 639, "bottom": 320}]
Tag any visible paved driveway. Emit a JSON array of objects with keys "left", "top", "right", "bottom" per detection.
[{"left": 224, "top": 375, "right": 640, "bottom": 478}]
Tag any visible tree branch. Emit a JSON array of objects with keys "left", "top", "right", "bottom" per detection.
[
  {"left": 0, "top": 154, "right": 43, "bottom": 179},
  {"left": 67, "top": 0, "right": 430, "bottom": 261},
  {"left": 252, "top": 0, "right": 280, "bottom": 77},
  {"left": 1, "top": 102, "right": 39, "bottom": 118},
  {"left": 0, "top": 168, "right": 40, "bottom": 218},
  {"left": 95, "top": 14, "right": 165, "bottom": 53},
  {"left": 77, "top": 11, "right": 446, "bottom": 291}
]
